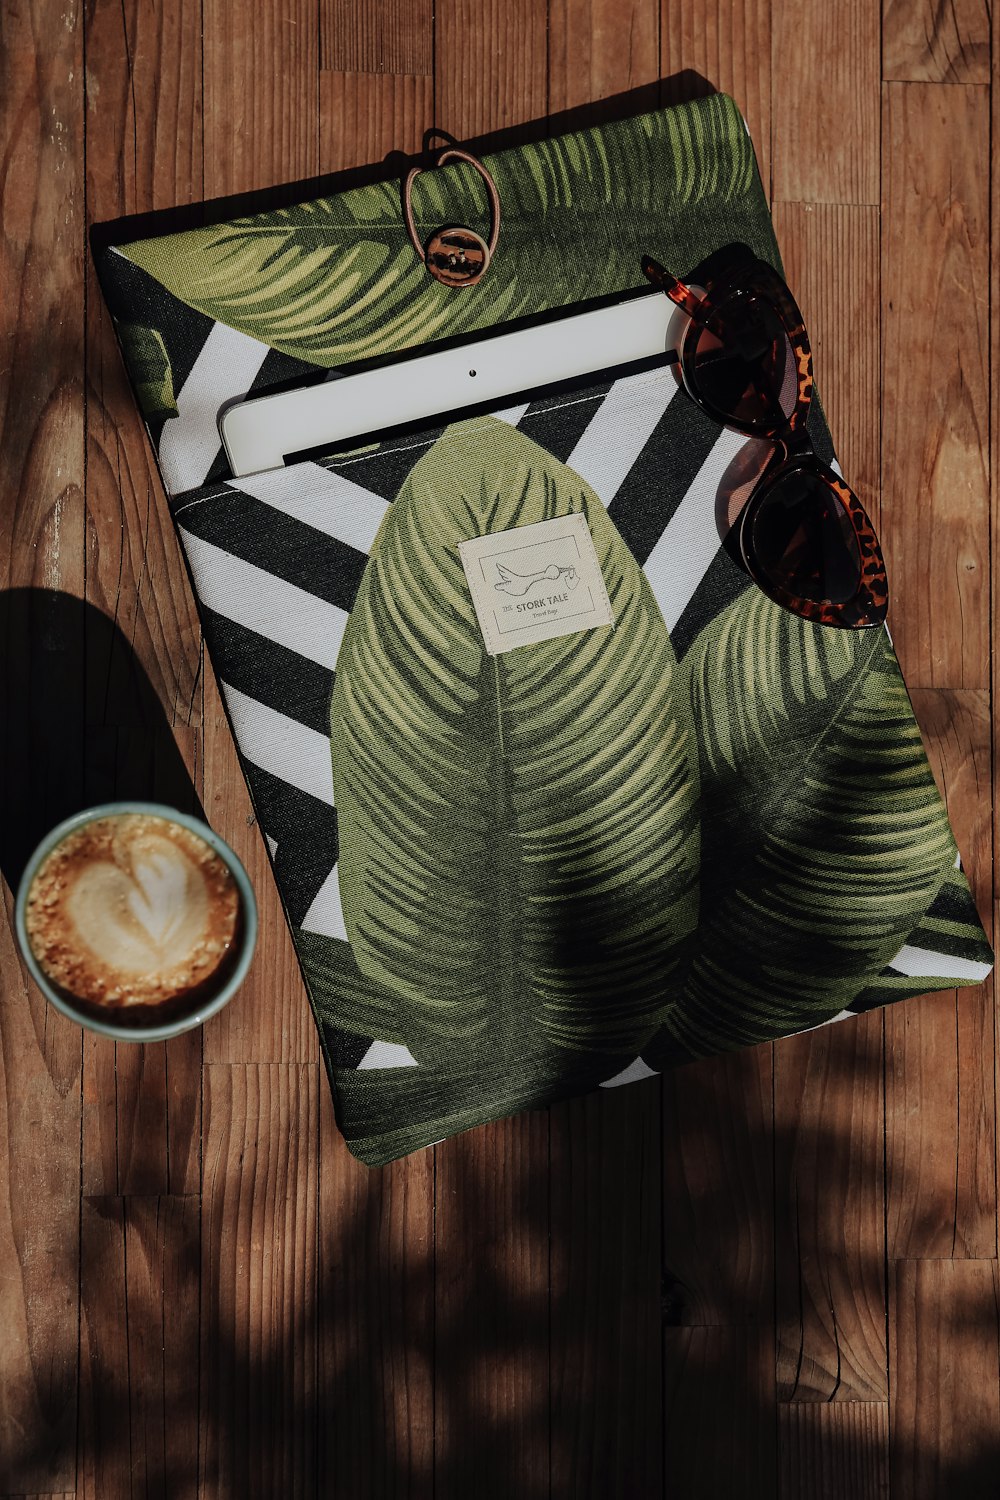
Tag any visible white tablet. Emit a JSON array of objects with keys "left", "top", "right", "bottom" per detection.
[{"left": 220, "top": 290, "right": 676, "bottom": 478}]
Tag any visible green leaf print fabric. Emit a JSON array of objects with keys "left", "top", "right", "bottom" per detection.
[{"left": 94, "top": 93, "right": 993, "bottom": 1165}]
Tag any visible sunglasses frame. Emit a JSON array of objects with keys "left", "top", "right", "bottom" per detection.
[{"left": 642, "top": 253, "right": 889, "bottom": 630}]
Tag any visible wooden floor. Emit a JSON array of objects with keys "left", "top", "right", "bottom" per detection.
[{"left": 2, "top": 0, "right": 998, "bottom": 1494}]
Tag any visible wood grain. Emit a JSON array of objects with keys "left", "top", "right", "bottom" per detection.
[
  {"left": 881, "top": 82, "right": 990, "bottom": 690},
  {"left": 317, "top": 1096, "right": 434, "bottom": 1498},
  {"left": 890, "top": 1259, "right": 1000, "bottom": 1496},
  {"left": 0, "top": 0, "right": 85, "bottom": 1489},
  {"left": 886, "top": 689, "right": 995, "bottom": 1260},
  {"left": 772, "top": 0, "right": 880, "bottom": 204},
  {"left": 662, "top": 1326, "right": 778, "bottom": 1497},
  {"left": 201, "top": 661, "right": 319, "bottom": 1063},
  {"left": 320, "top": 72, "right": 434, "bottom": 172},
  {"left": 548, "top": 0, "right": 660, "bottom": 114},
  {"left": 434, "top": 0, "right": 547, "bottom": 139},
  {"left": 549, "top": 1086, "right": 663, "bottom": 1499},
  {"left": 83, "top": 0, "right": 204, "bottom": 719},
  {"left": 435, "top": 1114, "right": 550, "bottom": 1499},
  {"left": 78, "top": 1196, "right": 200, "bottom": 1500},
  {"left": 203, "top": 0, "right": 320, "bottom": 197},
  {"left": 774, "top": 1012, "right": 888, "bottom": 1401},
  {"left": 199, "top": 1064, "right": 319, "bottom": 1499},
  {"left": 779, "top": 1402, "right": 889, "bottom": 1500},
  {"left": 661, "top": 1047, "right": 774, "bottom": 1328},
  {"left": 883, "top": 0, "right": 990, "bottom": 84},
  {"left": 773, "top": 203, "right": 880, "bottom": 521},
  {"left": 660, "top": 0, "right": 772, "bottom": 191},
  {"left": 321, "top": 0, "right": 433, "bottom": 75}
]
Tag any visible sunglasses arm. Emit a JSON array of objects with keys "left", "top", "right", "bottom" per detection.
[{"left": 640, "top": 255, "right": 706, "bottom": 321}]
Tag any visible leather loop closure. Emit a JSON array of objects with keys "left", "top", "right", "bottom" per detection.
[{"left": 403, "top": 147, "right": 501, "bottom": 287}]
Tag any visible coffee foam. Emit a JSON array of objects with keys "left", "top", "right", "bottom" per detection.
[{"left": 25, "top": 814, "right": 241, "bottom": 1014}]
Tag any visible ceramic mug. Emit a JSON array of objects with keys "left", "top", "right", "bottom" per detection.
[{"left": 14, "top": 801, "right": 258, "bottom": 1042}]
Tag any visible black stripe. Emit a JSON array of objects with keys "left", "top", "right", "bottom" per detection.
[
  {"left": 97, "top": 250, "right": 216, "bottom": 395},
  {"left": 925, "top": 880, "right": 985, "bottom": 927},
  {"left": 607, "top": 396, "right": 723, "bottom": 566},
  {"left": 201, "top": 607, "right": 334, "bottom": 738},
  {"left": 324, "top": 1023, "right": 376, "bottom": 1070},
  {"left": 320, "top": 429, "right": 445, "bottom": 502},
  {"left": 517, "top": 385, "right": 611, "bottom": 462},
  {"left": 669, "top": 547, "right": 754, "bottom": 659},
  {"left": 241, "top": 761, "right": 340, "bottom": 928},
  {"left": 176, "top": 488, "right": 368, "bottom": 611}
]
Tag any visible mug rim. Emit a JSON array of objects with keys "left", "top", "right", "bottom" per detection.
[{"left": 14, "top": 801, "right": 258, "bottom": 1043}]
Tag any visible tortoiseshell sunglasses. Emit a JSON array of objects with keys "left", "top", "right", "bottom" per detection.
[{"left": 642, "top": 253, "right": 888, "bottom": 630}]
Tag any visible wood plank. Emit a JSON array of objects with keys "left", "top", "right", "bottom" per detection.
[
  {"left": 81, "top": 0, "right": 206, "bottom": 1199},
  {"left": 661, "top": 1047, "right": 773, "bottom": 1328},
  {"left": 778, "top": 1402, "right": 889, "bottom": 1500},
  {"left": 77, "top": 1199, "right": 131, "bottom": 1500},
  {"left": 662, "top": 1326, "right": 778, "bottom": 1496},
  {"left": 773, "top": 203, "right": 880, "bottom": 523},
  {"left": 548, "top": 0, "right": 659, "bottom": 113},
  {"left": 434, "top": 0, "right": 547, "bottom": 140},
  {"left": 772, "top": 0, "right": 880, "bottom": 205},
  {"left": 434, "top": 1114, "right": 550, "bottom": 1498},
  {"left": 886, "top": 688, "right": 995, "bottom": 1259},
  {"left": 549, "top": 1085, "right": 663, "bottom": 1499},
  {"left": 201, "top": 660, "right": 319, "bottom": 1063},
  {"left": 890, "top": 1258, "right": 1000, "bottom": 1495},
  {"left": 0, "top": 0, "right": 85, "bottom": 1489},
  {"left": 881, "top": 82, "right": 990, "bottom": 689},
  {"left": 320, "top": 72, "right": 433, "bottom": 172},
  {"left": 199, "top": 1064, "right": 319, "bottom": 1498},
  {"left": 203, "top": 0, "right": 319, "bottom": 197},
  {"left": 80, "top": 721, "right": 203, "bottom": 1196},
  {"left": 773, "top": 1011, "right": 887, "bottom": 1401},
  {"left": 659, "top": 0, "right": 772, "bottom": 193},
  {"left": 83, "top": 0, "right": 204, "bottom": 721},
  {"left": 321, "top": 0, "right": 432, "bottom": 74},
  {"left": 78, "top": 1196, "right": 201, "bottom": 1500},
  {"left": 317, "top": 1093, "right": 435, "bottom": 1497},
  {"left": 883, "top": 0, "right": 990, "bottom": 84}
]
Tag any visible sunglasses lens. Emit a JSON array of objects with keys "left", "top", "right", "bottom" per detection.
[
  {"left": 693, "top": 290, "right": 797, "bottom": 429},
  {"left": 748, "top": 470, "right": 862, "bottom": 604}
]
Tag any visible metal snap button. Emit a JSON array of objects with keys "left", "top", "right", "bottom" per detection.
[
  {"left": 403, "top": 147, "right": 501, "bottom": 290},
  {"left": 424, "top": 226, "right": 491, "bottom": 286}
]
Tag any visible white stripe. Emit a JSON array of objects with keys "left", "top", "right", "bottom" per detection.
[
  {"left": 234, "top": 461, "right": 389, "bottom": 554},
  {"left": 565, "top": 370, "right": 677, "bottom": 503},
  {"left": 221, "top": 684, "right": 335, "bottom": 805},
  {"left": 357, "top": 1040, "right": 419, "bottom": 1070},
  {"left": 889, "top": 944, "right": 993, "bottom": 983},
  {"left": 643, "top": 428, "right": 746, "bottom": 630},
  {"left": 797, "top": 1008, "right": 857, "bottom": 1035},
  {"left": 493, "top": 402, "right": 531, "bottom": 426},
  {"left": 178, "top": 528, "right": 347, "bottom": 671},
  {"left": 599, "top": 1056, "right": 658, "bottom": 1088},
  {"left": 158, "top": 323, "right": 272, "bottom": 494},
  {"left": 301, "top": 863, "right": 348, "bottom": 941}
]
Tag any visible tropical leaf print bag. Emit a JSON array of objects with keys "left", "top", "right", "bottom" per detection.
[{"left": 93, "top": 92, "right": 993, "bottom": 1165}]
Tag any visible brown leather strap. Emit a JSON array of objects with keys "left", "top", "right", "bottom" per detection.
[{"left": 403, "top": 147, "right": 501, "bottom": 286}]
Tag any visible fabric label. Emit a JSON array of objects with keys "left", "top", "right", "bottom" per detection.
[{"left": 457, "top": 512, "right": 615, "bottom": 656}]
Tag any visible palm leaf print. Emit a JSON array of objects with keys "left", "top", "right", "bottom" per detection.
[
  {"left": 116, "top": 93, "right": 760, "bottom": 367},
  {"left": 646, "top": 590, "right": 963, "bottom": 1066},
  {"left": 328, "top": 417, "right": 701, "bottom": 1072}
]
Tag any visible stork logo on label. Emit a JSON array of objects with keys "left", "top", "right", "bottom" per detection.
[{"left": 494, "top": 561, "right": 580, "bottom": 597}]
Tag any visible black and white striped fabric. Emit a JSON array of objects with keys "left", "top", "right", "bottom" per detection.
[{"left": 167, "top": 362, "right": 993, "bottom": 1085}]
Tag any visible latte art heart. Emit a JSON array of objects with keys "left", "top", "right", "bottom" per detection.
[
  {"left": 25, "top": 814, "right": 241, "bottom": 1012},
  {"left": 65, "top": 841, "right": 210, "bottom": 975}
]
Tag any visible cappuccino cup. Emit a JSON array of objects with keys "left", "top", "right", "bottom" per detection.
[{"left": 14, "top": 802, "right": 257, "bottom": 1042}]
